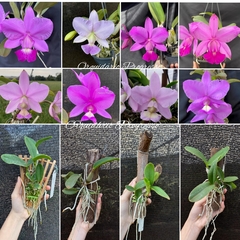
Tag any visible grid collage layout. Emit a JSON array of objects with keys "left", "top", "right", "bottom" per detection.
[{"left": 0, "top": 2, "right": 240, "bottom": 240}]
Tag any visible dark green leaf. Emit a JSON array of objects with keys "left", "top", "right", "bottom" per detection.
[
  {"left": 125, "top": 185, "right": 135, "bottom": 192},
  {"left": 61, "top": 171, "right": 75, "bottom": 181},
  {"left": 33, "top": 183, "right": 41, "bottom": 190},
  {"left": 184, "top": 146, "right": 208, "bottom": 166},
  {"left": 208, "top": 163, "right": 217, "bottom": 184},
  {"left": 148, "top": 2, "right": 165, "bottom": 25},
  {"left": 26, "top": 172, "right": 33, "bottom": 181},
  {"left": 144, "top": 163, "right": 155, "bottom": 185},
  {"left": 0, "top": 38, "right": 11, "bottom": 57},
  {"left": 32, "top": 154, "right": 51, "bottom": 162},
  {"left": 189, "top": 181, "right": 215, "bottom": 202},
  {"left": 208, "top": 147, "right": 229, "bottom": 166},
  {"left": 217, "top": 166, "right": 224, "bottom": 181},
  {"left": 225, "top": 182, "right": 237, "bottom": 191},
  {"left": 1, "top": 154, "right": 29, "bottom": 167},
  {"left": 192, "top": 15, "right": 208, "bottom": 24},
  {"left": 135, "top": 189, "right": 142, "bottom": 200},
  {"left": 97, "top": 9, "right": 107, "bottom": 20},
  {"left": 9, "top": 2, "right": 20, "bottom": 18},
  {"left": 65, "top": 174, "right": 80, "bottom": 189},
  {"left": 166, "top": 81, "right": 178, "bottom": 88},
  {"left": 134, "top": 180, "right": 145, "bottom": 190},
  {"left": 24, "top": 136, "right": 38, "bottom": 158},
  {"left": 223, "top": 176, "right": 238, "bottom": 183},
  {"left": 92, "top": 157, "right": 119, "bottom": 170},
  {"left": 35, "top": 136, "right": 52, "bottom": 148},
  {"left": 36, "top": 164, "right": 44, "bottom": 182},
  {"left": 151, "top": 186, "right": 170, "bottom": 200},
  {"left": 62, "top": 188, "right": 79, "bottom": 195}
]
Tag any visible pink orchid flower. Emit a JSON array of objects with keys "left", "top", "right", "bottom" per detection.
[
  {"left": 67, "top": 71, "right": 115, "bottom": 123},
  {"left": 131, "top": 72, "right": 178, "bottom": 122},
  {"left": 183, "top": 71, "right": 232, "bottom": 123},
  {"left": 0, "top": 70, "right": 49, "bottom": 119},
  {"left": 0, "top": 4, "right": 8, "bottom": 33},
  {"left": 179, "top": 25, "right": 198, "bottom": 57},
  {"left": 73, "top": 10, "right": 114, "bottom": 56},
  {"left": 192, "top": 14, "right": 240, "bottom": 64},
  {"left": 129, "top": 17, "right": 168, "bottom": 62},
  {"left": 1, "top": 6, "right": 53, "bottom": 62},
  {"left": 121, "top": 25, "right": 132, "bottom": 49},
  {"left": 49, "top": 91, "right": 61, "bottom": 123}
]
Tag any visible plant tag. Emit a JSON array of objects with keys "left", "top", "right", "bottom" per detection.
[
  {"left": 138, "top": 218, "right": 144, "bottom": 232},
  {"left": 50, "top": 165, "right": 58, "bottom": 198}
]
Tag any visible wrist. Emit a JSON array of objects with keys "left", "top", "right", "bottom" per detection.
[
  {"left": 10, "top": 209, "right": 28, "bottom": 222},
  {"left": 181, "top": 218, "right": 202, "bottom": 240}
]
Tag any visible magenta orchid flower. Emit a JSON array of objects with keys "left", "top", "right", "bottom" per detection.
[
  {"left": 0, "top": 4, "right": 8, "bottom": 33},
  {"left": 49, "top": 91, "right": 61, "bottom": 123},
  {"left": 129, "top": 17, "right": 168, "bottom": 62},
  {"left": 67, "top": 71, "right": 115, "bottom": 123},
  {"left": 131, "top": 72, "right": 178, "bottom": 122},
  {"left": 1, "top": 6, "right": 53, "bottom": 62},
  {"left": 183, "top": 71, "right": 232, "bottom": 123},
  {"left": 191, "top": 14, "right": 240, "bottom": 64},
  {"left": 0, "top": 70, "right": 49, "bottom": 119},
  {"left": 121, "top": 69, "right": 139, "bottom": 113},
  {"left": 179, "top": 25, "right": 198, "bottom": 57},
  {"left": 73, "top": 10, "right": 114, "bottom": 56},
  {"left": 121, "top": 25, "right": 132, "bottom": 49}
]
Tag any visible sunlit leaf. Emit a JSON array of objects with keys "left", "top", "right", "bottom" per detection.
[
  {"left": 65, "top": 174, "right": 80, "bottom": 189},
  {"left": 144, "top": 177, "right": 151, "bottom": 194},
  {"left": 154, "top": 172, "right": 160, "bottom": 182},
  {"left": 32, "top": 154, "right": 51, "bottom": 162},
  {"left": 1, "top": 154, "right": 29, "bottom": 167},
  {"left": 148, "top": 2, "right": 165, "bottom": 25},
  {"left": 184, "top": 146, "right": 208, "bottom": 166},
  {"left": 225, "top": 182, "right": 237, "bottom": 191},
  {"left": 151, "top": 186, "right": 170, "bottom": 200},
  {"left": 10, "top": 2, "right": 20, "bottom": 18},
  {"left": 208, "top": 147, "right": 229, "bottom": 166},
  {"left": 134, "top": 180, "right": 145, "bottom": 190},
  {"left": 144, "top": 163, "right": 155, "bottom": 186},
  {"left": 24, "top": 136, "right": 38, "bottom": 158},
  {"left": 35, "top": 136, "right": 52, "bottom": 148},
  {"left": 192, "top": 15, "right": 208, "bottom": 24},
  {"left": 171, "top": 16, "right": 178, "bottom": 29},
  {"left": 223, "top": 176, "right": 238, "bottom": 183},
  {"left": 97, "top": 9, "right": 107, "bottom": 20},
  {"left": 189, "top": 181, "right": 215, "bottom": 202},
  {"left": 128, "top": 70, "right": 149, "bottom": 86},
  {"left": 34, "top": 2, "right": 57, "bottom": 15},
  {"left": 92, "top": 157, "right": 119, "bottom": 170},
  {"left": 125, "top": 185, "right": 135, "bottom": 192}
]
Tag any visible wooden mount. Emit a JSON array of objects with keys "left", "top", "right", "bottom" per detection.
[{"left": 19, "top": 155, "right": 56, "bottom": 210}]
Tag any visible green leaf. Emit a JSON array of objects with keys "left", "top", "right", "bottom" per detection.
[
  {"left": 92, "top": 157, "right": 119, "bottom": 170},
  {"left": 0, "top": 38, "right": 11, "bottom": 57},
  {"left": 217, "top": 166, "right": 224, "bottom": 181},
  {"left": 32, "top": 154, "right": 51, "bottom": 162},
  {"left": 36, "top": 164, "right": 44, "bottom": 182},
  {"left": 148, "top": 2, "right": 165, "bottom": 25},
  {"left": 128, "top": 70, "right": 149, "bottom": 86},
  {"left": 33, "top": 183, "right": 41, "bottom": 190},
  {"left": 227, "top": 79, "right": 240, "bottom": 84},
  {"left": 134, "top": 180, "right": 145, "bottom": 190},
  {"left": 1, "top": 154, "right": 29, "bottom": 167},
  {"left": 192, "top": 15, "right": 208, "bottom": 24},
  {"left": 35, "top": 136, "right": 52, "bottom": 148},
  {"left": 97, "top": 9, "right": 107, "bottom": 20},
  {"left": 144, "top": 163, "right": 155, "bottom": 186},
  {"left": 208, "top": 147, "right": 229, "bottom": 166},
  {"left": 64, "top": 30, "right": 77, "bottom": 41},
  {"left": 62, "top": 108, "right": 69, "bottom": 124},
  {"left": 151, "top": 186, "right": 170, "bottom": 200},
  {"left": 171, "top": 16, "right": 178, "bottom": 29},
  {"left": 166, "top": 81, "right": 178, "bottom": 88},
  {"left": 189, "top": 181, "right": 215, "bottom": 202},
  {"left": 61, "top": 171, "right": 75, "bottom": 181},
  {"left": 108, "top": 9, "right": 119, "bottom": 21},
  {"left": 125, "top": 185, "right": 135, "bottom": 192},
  {"left": 144, "top": 177, "right": 151, "bottom": 195},
  {"left": 225, "top": 182, "right": 237, "bottom": 191},
  {"left": 184, "top": 146, "right": 208, "bottom": 166},
  {"left": 208, "top": 163, "right": 217, "bottom": 184},
  {"left": 26, "top": 172, "right": 34, "bottom": 181},
  {"left": 134, "top": 189, "right": 142, "bottom": 201},
  {"left": 62, "top": 188, "right": 79, "bottom": 195},
  {"left": 10, "top": 2, "right": 20, "bottom": 18},
  {"left": 190, "top": 69, "right": 204, "bottom": 76},
  {"left": 65, "top": 174, "right": 80, "bottom": 189},
  {"left": 34, "top": 2, "right": 57, "bottom": 15},
  {"left": 154, "top": 172, "right": 160, "bottom": 182},
  {"left": 24, "top": 136, "right": 38, "bottom": 158},
  {"left": 223, "top": 176, "right": 238, "bottom": 183}
]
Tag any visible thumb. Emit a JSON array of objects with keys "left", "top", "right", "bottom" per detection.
[{"left": 12, "top": 177, "right": 23, "bottom": 198}]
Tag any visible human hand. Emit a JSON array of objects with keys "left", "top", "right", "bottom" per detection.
[{"left": 68, "top": 193, "right": 102, "bottom": 240}]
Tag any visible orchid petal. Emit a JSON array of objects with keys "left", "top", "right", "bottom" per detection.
[
  {"left": 81, "top": 71, "right": 101, "bottom": 93},
  {"left": 19, "top": 70, "right": 30, "bottom": 95},
  {"left": 195, "top": 40, "right": 208, "bottom": 57},
  {"left": 0, "top": 82, "right": 22, "bottom": 100},
  {"left": 2, "top": 18, "right": 25, "bottom": 39},
  {"left": 27, "top": 82, "right": 49, "bottom": 102},
  {"left": 73, "top": 17, "right": 92, "bottom": 36},
  {"left": 4, "top": 39, "right": 21, "bottom": 49},
  {"left": 209, "top": 14, "right": 219, "bottom": 37},
  {"left": 142, "top": 51, "right": 158, "bottom": 62},
  {"left": 154, "top": 43, "right": 167, "bottom": 52},
  {"left": 129, "top": 26, "right": 148, "bottom": 43},
  {"left": 93, "top": 88, "right": 115, "bottom": 109},
  {"left": 208, "top": 80, "right": 230, "bottom": 99},
  {"left": 96, "top": 38, "right": 109, "bottom": 48},
  {"left": 216, "top": 25, "right": 240, "bottom": 42},
  {"left": 130, "top": 42, "right": 144, "bottom": 51},
  {"left": 183, "top": 80, "right": 205, "bottom": 100},
  {"left": 140, "top": 110, "right": 161, "bottom": 122},
  {"left": 32, "top": 39, "right": 49, "bottom": 52},
  {"left": 67, "top": 85, "right": 90, "bottom": 105},
  {"left": 28, "top": 99, "right": 42, "bottom": 113},
  {"left": 190, "top": 22, "right": 211, "bottom": 40},
  {"left": 149, "top": 72, "right": 161, "bottom": 96},
  {"left": 96, "top": 108, "right": 112, "bottom": 119},
  {"left": 73, "top": 35, "right": 87, "bottom": 43},
  {"left": 219, "top": 42, "right": 232, "bottom": 59},
  {"left": 15, "top": 49, "right": 37, "bottom": 62},
  {"left": 157, "top": 105, "right": 172, "bottom": 119},
  {"left": 94, "top": 21, "right": 114, "bottom": 39},
  {"left": 203, "top": 51, "right": 226, "bottom": 64},
  {"left": 190, "top": 112, "right": 206, "bottom": 122},
  {"left": 5, "top": 99, "right": 21, "bottom": 113},
  {"left": 23, "top": 6, "right": 35, "bottom": 31},
  {"left": 156, "top": 88, "right": 178, "bottom": 108},
  {"left": 179, "top": 25, "right": 191, "bottom": 40},
  {"left": 81, "top": 44, "right": 100, "bottom": 55},
  {"left": 128, "top": 97, "right": 139, "bottom": 112},
  {"left": 89, "top": 10, "right": 99, "bottom": 24},
  {"left": 144, "top": 17, "right": 153, "bottom": 36},
  {"left": 151, "top": 27, "right": 169, "bottom": 43},
  {"left": 70, "top": 105, "right": 85, "bottom": 117}
]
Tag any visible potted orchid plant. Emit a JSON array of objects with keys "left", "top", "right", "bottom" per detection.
[
  {"left": 121, "top": 69, "right": 178, "bottom": 123},
  {"left": 185, "top": 146, "right": 238, "bottom": 240},
  {"left": 0, "top": 70, "right": 61, "bottom": 123},
  {"left": 179, "top": 11, "right": 240, "bottom": 68},
  {"left": 0, "top": 2, "right": 58, "bottom": 67},
  {"left": 64, "top": 3, "right": 120, "bottom": 68}
]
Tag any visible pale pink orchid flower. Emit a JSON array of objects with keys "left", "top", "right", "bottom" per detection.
[
  {"left": 0, "top": 70, "right": 49, "bottom": 119},
  {"left": 121, "top": 25, "right": 132, "bottom": 49},
  {"left": 49, "top": 91, "right": 61, "bottom": 123},
  {"left": 1, "top": 6, "right": 53, "bottom": 62},
  {"left": 73, "top": 10, "right": 114, "bottom": 56}
]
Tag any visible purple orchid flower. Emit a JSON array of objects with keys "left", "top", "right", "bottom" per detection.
[
  {"left": 183, "top": 71, "right": 232, "bottom": 123},
  {"left": 0, "top": 4, "right": 8, "bottom": 33},
  {"left": 121, "top": 25, "right": 132, "bottom": 49},
  {"left": 191, "top": 14, "right": 240, "bottom": 64},
  {"left": 129, "top": 17, "right": 168, "bottom": 62},
  {"left": 49, "top": 91, "right": 61, "bottom": 123},
  {"left": 67, "top": 71, "right": 115, "bottom": 123},
  {"left": 0, "top": 70, "right": 49, "bottom": 119},
  {"left": 121, "top": 69, "right": 139, "bottom": 113},
  {"left": 1, "top": 6, "right": 53, "bottom": 62},
  {"left": 73, "top": 10, "right": 114, "bottom": 56},
  {"left": 131, "top": 72, "right": 178, "bottom": 122},
  {"left": 179, "top": 25, "right": 198, "bottom": 57}
]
